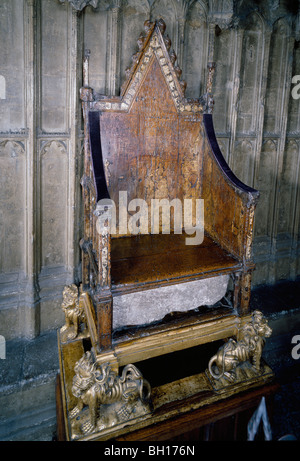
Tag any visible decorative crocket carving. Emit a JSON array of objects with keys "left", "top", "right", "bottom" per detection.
[
  {"left": 120, "top": 18, "right": 187, "bottom": 98},
  {"left": 70, "top": 352, "right": 152, "bottom": 437},
  {"left": 208, "top": 310, "right": 272, "bottom": 384},
  {"left": 60, "top": 284, "right": 87, "bottom": 342}
]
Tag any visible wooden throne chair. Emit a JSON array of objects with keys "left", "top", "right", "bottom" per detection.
[{"left": 57, "top": 19, "right": 274, "bottom": 441}]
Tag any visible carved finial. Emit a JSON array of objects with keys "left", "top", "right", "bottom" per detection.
[
  {"left": 157, "top": 18, "right": 166, "bottom": 35},
  {"left": 180, "top": 80, "right": 187, "bottom": 95},
  {"left": 206, "top": 61, "right": 216, "bottom": 94},
  {"left": 125, "top": 67, "right": 131, "bottom": 79},
  {"left": 144, "top": 19, "right": 154, "bottom": 35},
  {"left": 169, "top": 49, "right": 177, "bottom": 65},
  {"left": 83, "top": 49, "right": 91, "bottom": 88},
  {"left": 137, "top": 33, "right": 145, "bottom": 51},
  {"left": 163, "top": 35, "right": 172, "bottom": 51},
  {"left": 131, "top": 52, "right": 140, "bottom": 64},
  {"left": 174, "top": 65, "right": 182, "bottom": 80}
]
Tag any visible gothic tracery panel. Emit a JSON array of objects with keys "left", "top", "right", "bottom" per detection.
[
  {"left": 255, "top": 139, "right": 278, "bottom": 238},
  {"left": 237, "top": 12, "right": 264, "bottom": 134},
  {"left": 184, "top": 0, "right": 208, "bottom": 98},
  {"left": 0, "top": 141, "right": 26, "bottom": 273},
  {"left": 40, "top": 141, "right": 68, "bottom": 268},
  {"left": 264, "top": 19, "right": 289, "bottom": 134}
]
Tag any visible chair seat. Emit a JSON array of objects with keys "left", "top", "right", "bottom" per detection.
[{"left": 111, "top": 233, "right": 241, "bottom": 295}]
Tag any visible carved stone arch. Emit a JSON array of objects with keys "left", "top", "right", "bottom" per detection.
[
  {"left": 208, "top": 0, "right": 233, "bottom": 29},
  {"left": 40, "top": 139, "right": 68, "bottom": 157},
  {"left": 246, "top": 10, "right": 266, "bottom": 29},
  {"left": 184, "top": 0, "right": 208, "bottom": 98},
  {"left": 235, "top": 137, "right": 253, "bottom": 153},
  {"left": 177, "top": 0, "right": 199, "bottom": 20},
  {"left": 121, "top": 0, "right": 149, "bottom": 16},
  {"left": 233, "top": 138, "right": 254, "bottom": 186},
  {"left": 256, "top": 138, "right": 277, "bottom": 190},
  {"left": 262, "top": 138, "right": 277, "bottom": 150},
  {"left": 150, "top": 0, "right": 195, "bottom": 68},
  {"left": 193, "top": 0, "right": 208, "bottom": 15},
  {"left": 185, "top": 0, "right": 208, "bottom": 25},
  {"left": 150, "top": 0, "right": 178, "bottom": 47},
  {"left": 58, "top": 0, "right": 99, "bottom": 11},
  {"left": 256, "top": 138, "right": 277, "bottom": 186},
  {"left": 150, "top": 0, "right": 180, "bottom": 21},
  {"left": 236, "top": 6, "right": 267, "bottom": 33},
  {"left": 273, "top": 16, "right": 290, "bottom": 35},
  {"left": 286, "top": 138, "right": 299, "bottom": 151},
  {"left": 0, "top": 140, "right": 25, "bottom": 157},
  {"left": 0, "top": 140, "right": 26, "bottom": 202}
]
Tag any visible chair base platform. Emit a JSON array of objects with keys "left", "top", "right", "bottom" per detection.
[{"left": 57, "top": 322, "right": 275, "bottom": 441}]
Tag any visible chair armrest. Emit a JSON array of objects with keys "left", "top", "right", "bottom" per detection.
[{"left": 203, "top": 114, "right": 259, "bottom": 264}]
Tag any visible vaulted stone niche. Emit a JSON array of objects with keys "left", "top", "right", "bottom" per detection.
[{"left": 0, "top": 0, "right": 299, "bottom": 340}]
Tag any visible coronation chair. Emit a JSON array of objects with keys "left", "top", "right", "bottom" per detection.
[{"left": 57, "top": 19, "right": 273, "bottom": 441}]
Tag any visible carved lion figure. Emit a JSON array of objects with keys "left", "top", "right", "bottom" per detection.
[
  {"left": 70, "top": 352, "right": 151, "bottom": 434},
  {"left": 60, "top": 284, "right": 86, "bottom": 341},
  {"left": 208, "top": 310, "right": 272, "bottom": 383}
]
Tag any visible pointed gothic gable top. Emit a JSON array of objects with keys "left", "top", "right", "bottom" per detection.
[{"left": 90, "top": 19, "right": 209, "bottom": 115}]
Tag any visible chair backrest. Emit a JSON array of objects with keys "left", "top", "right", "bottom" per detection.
[
  {"left": 89, "top": 19, "right": 209, "bottom": 236},
  {"left": 83, "top": 18, "right": 259, "bottom": 262}
]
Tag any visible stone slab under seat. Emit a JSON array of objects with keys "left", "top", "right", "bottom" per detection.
[{"left": 110, "top": 233, "right": 239, "bottom": 329}]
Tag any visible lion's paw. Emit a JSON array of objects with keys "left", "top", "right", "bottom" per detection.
[
  {"left": 69, "top": 406, "right": 80, "bottom": 419},
  {"left": 81, "top": 420, "right": 95, "bottom": 434}
]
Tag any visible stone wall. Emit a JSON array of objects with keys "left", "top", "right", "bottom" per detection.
[{"left": 0, "top": 0, "right": 299, "bottom": 340}]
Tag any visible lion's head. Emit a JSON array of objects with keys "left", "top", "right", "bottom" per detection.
[
  {"left": 252, "top": 310, "right": 272, "bottom": 339},
  {"left": 62, "top": 284, "right": 78, "bottom": 310},
  {"left": 72, "top": 351, "right": 96, "bottom": 398}
]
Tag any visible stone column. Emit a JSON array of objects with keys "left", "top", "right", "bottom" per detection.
[{"left": 106, "top": 0, "right": 122, "bottom": 96}]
